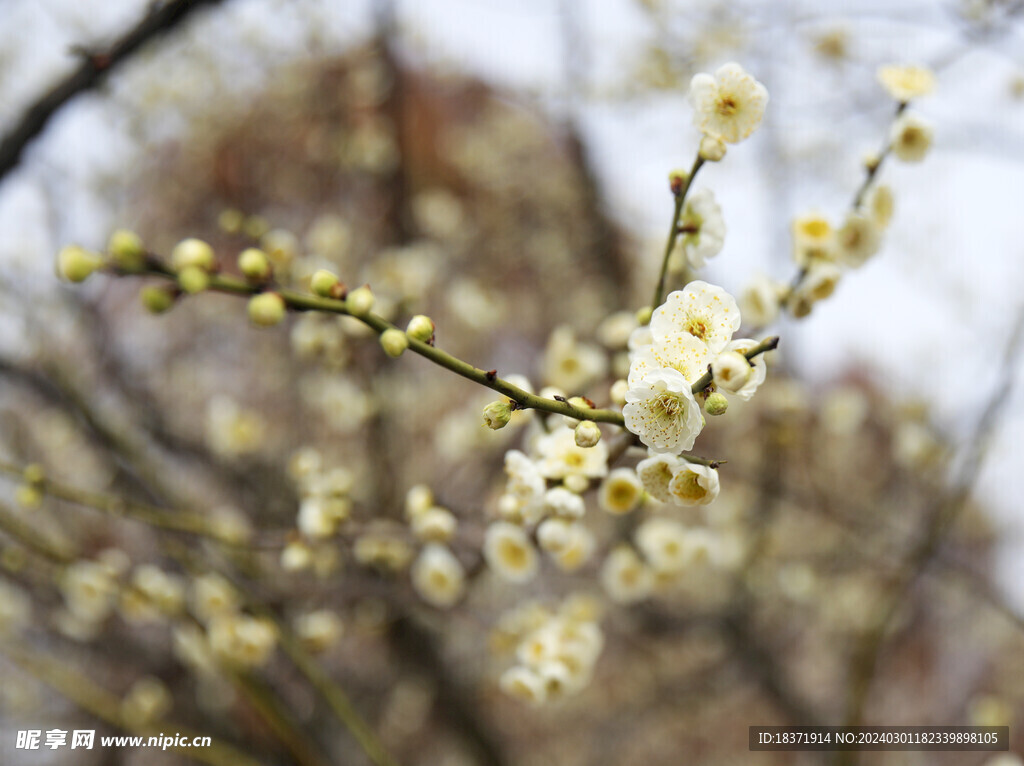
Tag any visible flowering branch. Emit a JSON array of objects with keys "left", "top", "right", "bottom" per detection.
[
  {"left": 126, "top": 262, "right": 628, "bottom": 426},
  {"left": 689, "top": 335, "right": 779, "bottom": 395},
  {"left": 650, "top": 154, "right": 705, "bottom": 312}
]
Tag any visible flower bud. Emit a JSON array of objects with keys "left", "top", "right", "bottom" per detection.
[
  {"left": 345, "top": 285, "right": 374, "bottom": 317},
  {"left": 141, "top": 285, "right": 176, "bottom": 314},
  {"left": 406, "top": 314, "right": 435, "bottom": 343},
  {"left": 379, "top": 328, "right": 409, "bottom": 358},
  {"left": 635, "top": 305, "right": 653, "bottom": 326},
  {"left": 310, "top": 269, "right": 340, "bottom": 297},
  {"left": 610, "top": 379, "right": 629, "bottom": 406},
  {"left": 57, "top": 245, "right": 104, "bottom": 283},
  {"left": 704, "top": 392, "right": 729, "bottom": 416},
  {"left": 482, "top": 401, "right": 512, "bottom": 430},
  {"left": 248, "top": 292, "right": 286, "bottom": 327},
  {"left": 699, "top": 135, "right": 727, "bottom": 162},
  {"left": 177, "top": 265, "right": 209, "bottom": 294},
  {"left": 711, "top": 351, "right": 752, "bottom": 394},
  {"left": 170, "top": 238, "right": 215, "bottom": 272},
  {"left": 238, "top": 248, "right": 271, "bottom": 280},
  {"left": 668, "top": 169, "right": 688, "bottom": 193},
  {"left": 562, "top": 396, "right": 592, "bottom": 428},
  {"left": 574, "top": 420, "right": 601, "bottom": 448},
  {"left": 108, "top": 229, "right": 145, "bottom": 271},
  {"left": 15, "top": 484, "right": 42, "bottom": 510}
]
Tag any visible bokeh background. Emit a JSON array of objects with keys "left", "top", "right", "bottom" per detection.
[{"left": 0, "top": 1, "right": 1022, "bottom": 764}]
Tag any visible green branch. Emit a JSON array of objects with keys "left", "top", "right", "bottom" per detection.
[{"left": 650, "top": 153, "right": 705, "bottom": 312}]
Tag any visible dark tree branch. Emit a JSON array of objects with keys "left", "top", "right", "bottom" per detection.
[{"left": 0, "top": 0, "right": 226, "bottom": 182}]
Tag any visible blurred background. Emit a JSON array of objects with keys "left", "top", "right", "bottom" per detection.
[{"left": 0, "top": 0, "right": 1022, "bottom": 764}]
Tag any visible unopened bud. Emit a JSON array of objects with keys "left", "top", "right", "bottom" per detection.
[
  {"left": 668, "top": 169, "right": 688, "bottom": 194},
  {"left": 170, "top": 238, "right": 215, "bottom": 272},
  {"left": 711, "top": 351, "right": 752, "bottom": 394},
  {"left": 610, "top": 379, "right": 629, "bottom": 406},
  {"left": 177, "top": 265, "right": 209, "bottom": 294},
  {"left": 635, "top": 305, "right": 653, "bottom": 326},
  {"left": 699, "top": 135, "right": 727, "bottom": 162},
  {"left": 574, "top": 420, "right": 601, "bottom": 448},
  {"left": 379, "top": 328, "right": 409, "bottom": 358},
  {"left": 406, "top": 314, "right": 435, "bottom": 343},
  {"left": 310, "top": 269, "right": 340, "bottom": 297},
  {"left": 248, "top": 292, "right": 286, "bottom": 327},
  {"left": 238, "top": 248, "right": 271, "bottom": 280},
  {"left": 57, "top": 245, "right": 104, "bottom": 283},
  {"left": 345, "top": 285, "right": 374, "bottom": 317},
  {"left": 15, "top": 484, "right": 42, "bottom": 510},
  {"left": 108, "top": 229, "right": 145, "bottom": 271},
  {"left": 141, "top": 285, "right": 176, "bottom": 314},
  {"left": 562, "top": 396, "right": 593, "bottom": 428},
  {"left": 482, "top": 401, "right": 512, "bottom": 430},
  {"left": 705, "top": 392, "right": 729, "bottom": 416}
]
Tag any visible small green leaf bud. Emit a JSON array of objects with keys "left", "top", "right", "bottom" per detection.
[
  {"left": 379, "top": 328, "right": 409, "bottom": 358},
  {"left": 635, "top": 305, "right": 653, "bottom": 326},
  {"left": 406, "top": 314, "right": 435, "bottom": 343},
  {"left": 310, "top": 269, "right": 341, "bottom": 297},
  {"left": 574, "top": 420, "right": 601, "bottom": 448},
  {"left": 107, "top": 229, "right": 146, "bottom": 271},
  {"left": 171, "top": 237, "right": 215, "bottom": 272},
  {"left": 141, "top": 285, "right": 176, "bottom": 314},
  {"left": 57, "top": 245, "right": 104, "bottom": 283},
  {"left": 705, "top": 392, "right": 728, "bottom": 416},
  {"left": 238, "top": 248, "right": 271, "bottom": 280},
  {"left": 248, "top": 292, "right": 286, "bottom": 327},
  {"left": 345, "top": 285, "right": 375, "bottom": 317},
  {"left": 698, "top": 135, "right": 727, "bottom": 162},
  {"left": 177, "top": 265, "right": 210, "bottom": 294},
  {"left": 482, "top": 400, "right": 512, "bottom": 430}
]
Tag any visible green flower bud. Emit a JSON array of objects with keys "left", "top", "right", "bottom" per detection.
[
  {"left": 171, "top": 237, "right": 215, "bottom": 272},
  {"left": 141, "top": 285, "right": 176, "bottom": 314},
  {"left": 562, "top": 395, "right": 593, "bottom": 428},
  {"left": 705, "top": 392, "right": 728, "bottom": 416},
  {"left": 57, "top": 245, "right": 104, "bottom": 283},
  {"left": 635, "top": 305, "right": 653, "bottom": 326},
  {"left": 406, "top": 314, "right": 435, "bottom": 343},
  {"left": 248, "top": 292, "right": 286, "bottom": 327},
  {"left": 668, "top": 169, "right": 689, "bottom": 193},
  {"left": 15, "top": 484, "right": 42, "bottom": 510},
  {"left": 238, "top": 248, "right": 271, "bottom": 280},
  {"left": 217, "top": 208, "right": 245, "bottom": 234},
  {"left": 177, "top": 265, "right": 209, "bottom": 294},
  {"left": 22, "top": 464, "right": 45, "bottom": 485},
  {"left": 482, "top": 400, "right": 512, "bottom": 430},
  {"left": 107, "top": 229, "right": 145, "bottom": 271},
  {"left": 379, "top": 328, "right": 409, "bottom": 358},
  {"left": 574, "top": 420, "right": 601, "bottom": 448},
  {"left": 345, "top": 285, "right": 375, "bottom": 317},
  {"left": 311, "top": 269, "right": 341, "bottom": 297}
]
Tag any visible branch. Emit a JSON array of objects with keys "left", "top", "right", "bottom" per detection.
[
  {"left": 0, "top": 0, "right": 226, "bottom": 182},
  {"left": 124, "top": 263, "right": 628, "bottom": 426},
  {"left": 651, "top": 153, "right": 705, "bottom": 311}
]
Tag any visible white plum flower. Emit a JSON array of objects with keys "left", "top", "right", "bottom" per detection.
[
  {"left": 623, "top": 367, "right": 703, "bottom": 454},
  {"left": 877, "top": 64, "right": 935, "bottom": 102},
  {"left": 721, "top": 339, "right": 768, "bottom": 401},
  {"left": 535, "top": 426, "right": 609, "bottom": 482},
  {"left": 601, "top": 546, "right": 655, "bottom": 604},
  {"left": 484, "top": 522, "right": 540, "bottom": 583},
  {"left": 667, "top": 462, "right": 721, "bottom": 506},
  {"left": 499, "top": 666, "right": 548, "bottom": 705},
  {"left": 636, "top": 451, "right": 689, "bottom": 504},
  {"left": 628, "top": 331, "right": 712, "bottom": 386},
  {"left": 672, "top": 189, "right": 725, "bottom": 270},
  {"left": 890, "top": 111, "right": 933, "bottom": 163},
  {"left": 411, "top": 544, "right": 466, "bottom": 608},
  {"left": 650, "top": 281, "right": 741, "bottom": 354},
  {"left": 597, "top": 468, "right": 644, "bottom": 515},
  {"left": 835, "top": 212, "right": 882, "bottom": 268},
  {"left": 543, "top": 487, "right": 586, "bottom": 520},
  {"left": 688, "top": 63, "right": 768, "bottom": 144},
  {"left": 711, "top": 350, "right": 752, "bottom": 395},
  {"left": 636, "top": 519, "right": 718, "bottom": 575}
]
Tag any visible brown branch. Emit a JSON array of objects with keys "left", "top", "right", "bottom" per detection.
[{"left": 0, "top": 0, "right": 227, "bottom": 182}]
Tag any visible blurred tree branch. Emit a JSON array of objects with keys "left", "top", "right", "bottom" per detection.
[{"left": 0, "top": 0, "right": 227, "bottom": 183}]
